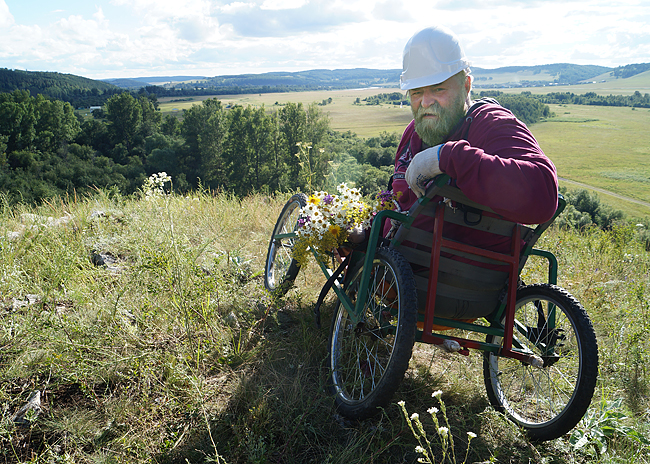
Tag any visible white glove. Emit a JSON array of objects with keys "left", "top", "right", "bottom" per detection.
[{"left": 405, "top": 144, "right": 443, "bottom": 197}]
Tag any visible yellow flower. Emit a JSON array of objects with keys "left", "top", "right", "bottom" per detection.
[
  {"left": 308, "top": 195, "right": 321, "bottom": 206},
  {"left": 328, "top": 225, "right": 342, "bottom": 237}
]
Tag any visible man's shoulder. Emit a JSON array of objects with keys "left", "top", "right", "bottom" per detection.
[{"left": 469, "top": 98, "right": 517, "bottom": 123}]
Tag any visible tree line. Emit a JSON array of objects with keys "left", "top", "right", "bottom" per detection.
[
  {"left": 478, "top": 90, "right": 650, "bottom": 110},
  {"left": 0, "top": 89, "right": 400, "bottom": 204}
]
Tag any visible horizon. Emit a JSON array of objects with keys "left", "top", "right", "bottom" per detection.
[
  {"left": 6, "top": 62, "right": 637, "bottom": 83},
  {"left": 1, "top": 0, "right": 649, "bottom": 80}
]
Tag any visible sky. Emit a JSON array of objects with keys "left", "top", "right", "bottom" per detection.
[{"left": 1, "top": 0, "right": 649, "bottom": 80}]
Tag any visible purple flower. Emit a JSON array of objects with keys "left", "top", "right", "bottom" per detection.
[
  {"left": 322, "top": 194, "right": 334, "bottom": 205},
  {"left": 377, "top": 190, "right": 393, "bottom": 202},
  {"left": 297, "top": 216, "right": 311, "bottom": 228}
]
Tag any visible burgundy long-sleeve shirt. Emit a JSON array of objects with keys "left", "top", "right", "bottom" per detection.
[{"left": 386, "top": 100, "right": 558, "bottom": 252}]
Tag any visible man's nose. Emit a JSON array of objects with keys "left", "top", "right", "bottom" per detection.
[{"left": 420, "top": 89, "right": 438, "bottom": 108}]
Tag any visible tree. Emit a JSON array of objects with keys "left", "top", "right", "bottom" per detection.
[
  {"left": 279, "top": 102, "right": 307, "bottom": 183},
  {"left": 180, "top": 98, "right": 227, "bottom": 189},
  {"left": 0, "top": 90, "right": 37, "bottom": 153},
  {"left": 223, "top": 105, "right": 252, "bottom": 195},
  {"left": 356, "top": 164, "right": 392, "bottom": 196},
  {"left": 105, "top": 92, "right": 142, "bottom": 151},
  {"left": 246, "top": 106, "right": 276, "bottom": 193},
  {"left": 137, "top": 95, "right": 162, "bottom": 139},
  {"left": 33, "top": 96, "right": 80, "bottom": 152},
  {"left": 161, "top": 114, "right": 180, "bottom": 136}
]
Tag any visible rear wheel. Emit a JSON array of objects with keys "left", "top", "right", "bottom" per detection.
[
  {"left": 328, "top": 247, "right": 417, "bottom": 419},
  {"left": 264, "top": 193, "right": 307, "bottom": 295},
  {"left": 483, "top": 284, "right": 598, "bottom": 441}
]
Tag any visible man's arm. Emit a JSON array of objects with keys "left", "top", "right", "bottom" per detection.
[{"left": 439, "top": 108, "right": 558, "bottom": 224}]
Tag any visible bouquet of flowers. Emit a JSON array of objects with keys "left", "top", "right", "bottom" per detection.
[{"left": 291, "top": 183, "right": 397, "bottom": 267}]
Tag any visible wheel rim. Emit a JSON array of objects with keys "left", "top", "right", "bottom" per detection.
[
  {"left": 486, "top": 294, "right": 582, "bottom": 428},
  {"left": 266, "top": 199, "right": 302, "bottom": 290},
  {"left": 330, "top": 262, "right": 401, "bottom": 403}
]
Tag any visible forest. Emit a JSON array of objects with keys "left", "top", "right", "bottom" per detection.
[{"left": 0, "top": 89, "right": 399, "bottom": 204}]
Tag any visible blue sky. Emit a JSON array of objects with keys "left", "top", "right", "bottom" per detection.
[{"left": 1, "top": 0, "right": 649, "bottom": 80}]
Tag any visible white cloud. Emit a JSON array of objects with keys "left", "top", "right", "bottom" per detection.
[
  {"left": 371, "top": 1, "right": 413, "bottom": 22},
  {"left": 0, "top": 0, "right": 13, "bottom": 28},
  {"left": 261, "top": 0, "right": 309, "bottom": 9},
  {"left": 0, "top": 0, "right": 648, "bottom": 79},
  {"left": 219, "top": 2, "right": 256, "bottom": 14}
]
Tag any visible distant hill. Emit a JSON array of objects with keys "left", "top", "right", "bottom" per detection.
[
  {"left": 2, "top": 63, "right": 649, "bottom": 104},
  {"left": 102, "top": 76, "right": 208, "bottom": 88},
  {"left": 0, "top": 68, "right": 120, "bottom": 108},
  {"left": 203, "top": 68, "right": 400, "bottom": 88},
  {"left": 104, "top": 68, "right": 401, "bottom": 90},
  {"left": 472, "top": 63, "right": 613, "bottom": 88},
  {"left": 109, "top": 64, "right": 646, "bottom": 91}
]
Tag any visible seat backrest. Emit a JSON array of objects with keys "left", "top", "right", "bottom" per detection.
[{"left": 390, "top": 176, "right": 544, "bottom": 321}]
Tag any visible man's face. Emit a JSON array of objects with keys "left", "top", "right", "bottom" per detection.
[{"left": 410, "top": 74, "right": 469, "bottom": 146}]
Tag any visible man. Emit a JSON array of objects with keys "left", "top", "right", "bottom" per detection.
[{"left": 388, "top": 26, "right": 558, "bottom": 232}]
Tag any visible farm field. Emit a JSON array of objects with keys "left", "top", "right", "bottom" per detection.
[
  {"left": 496, "top": 69, "right": 650, "bottom": 96},
  {"left": 533, "top": 104, "right": 650, "bottom": 217},
  {"left": 158, "top": 87, "right": 414, "bottom": 137},
  {"left": 159, "top": 88, "right": 650, "bottom": 218}
]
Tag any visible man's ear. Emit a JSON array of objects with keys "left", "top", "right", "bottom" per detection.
[{"left": 465, "top": 74, "right": 473, "bottom": 93}]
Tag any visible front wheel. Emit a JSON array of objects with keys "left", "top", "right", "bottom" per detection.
[
  {"left": 328, "top": 247, "right": 417, "bottom": 420},
  {"left": 483, "top": 284, "right": 598, "bottom": 441},
  {"left": 264, "top": 193, "right": 307, "bottom": 295}
]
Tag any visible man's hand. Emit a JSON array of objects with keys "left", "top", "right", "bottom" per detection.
[{"left": 405, "top": 144, "right": 443, "bottom": 197}]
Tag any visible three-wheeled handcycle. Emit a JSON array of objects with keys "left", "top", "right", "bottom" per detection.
[{"left": 264, "top": 175, "right": 598, "bottom": 441}]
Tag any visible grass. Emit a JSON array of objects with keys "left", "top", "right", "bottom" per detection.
[
  {"left": 0, "top": 181, "right": 649, "bottom": 463},
  {"left": 532, "top": 104, "right": 650, "bottom": 216}
]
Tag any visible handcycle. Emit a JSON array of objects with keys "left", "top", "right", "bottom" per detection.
[{"left": 264, "top": 175, "right": 599, "bottom": 441}]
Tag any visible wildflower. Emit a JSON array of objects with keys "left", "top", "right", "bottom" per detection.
[
  {"left": 427, "top": 407, "right": 438, "bottom": 415},
  {"left": 329, "top": 225, "right": 342, "bottom": 237},
  {"left": 291, "top": 184, "right": 401, "bottom": 267},
  {"left": 411, "top": 413, "right": 419, "bottom": 420},
  {"left": 415, "top": 445, "right": 426, "bottom": 454},
  {"left": 398, "top": 400, "right": 405, "bottom": 406},
  {"left": 438, "top": 426, "right": 449, "bottom": 437},
  {"left": 432, "top": 390, "right": 443, "bottom": 398},
  {"left": 467, "top": 431, "right": 477, "bottom": 439}
]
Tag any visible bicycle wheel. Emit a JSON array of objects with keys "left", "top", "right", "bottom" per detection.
[
  {"left": 328, "top": 247, "right": 417, "bottom": 420},
  {"left": 483, "top": 283, "right": 598, "bottom": 441},
  {"left": 264, "top": 193, "right": 307, "bottom": 294}
]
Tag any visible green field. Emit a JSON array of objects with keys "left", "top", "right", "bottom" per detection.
[
  {"left": 533, "top": 104, "right": 650, "bottom": 217},
  {"left": 159, "top": 86, "right": 650, "bottom": 218},
  {"left": 495, "top": 70, "right": 650, "bottom": 96},
  {"left": 158, "top": 88, "right": 413, "bottom": 137}
]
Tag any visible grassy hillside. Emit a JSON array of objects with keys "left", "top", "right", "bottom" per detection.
[
  {"left": 497, "top": 70, "right": 650, "bottom": 96},
  {"left": 473, "top": 63, "right": 611, "bottom": 87},
  {"left": 0, "top": 183, "right": 648, "bottom": 463}
]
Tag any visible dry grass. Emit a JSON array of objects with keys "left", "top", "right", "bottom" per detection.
[{"left": 0, "top": 182, "right": 648, "bottom": 463}]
